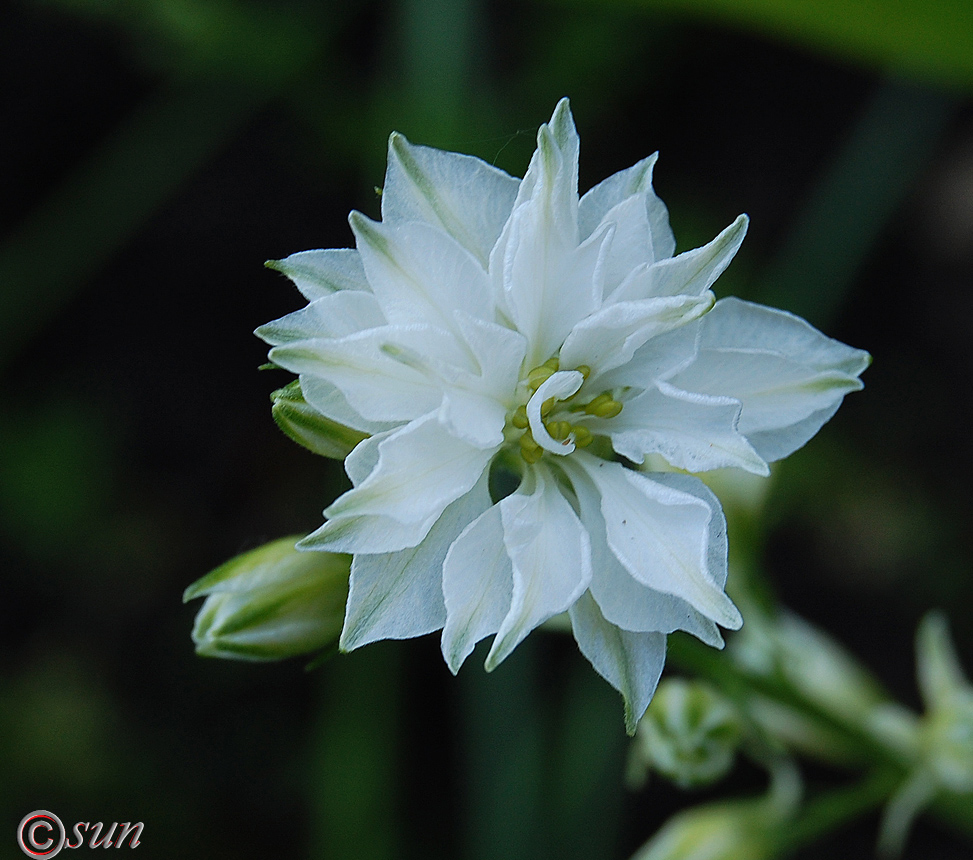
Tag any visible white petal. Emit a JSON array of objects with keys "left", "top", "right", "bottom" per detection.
[
  {"left": 453, "top": 313, "right": 527, "bottom": 404},
  {"left": 560, "top": 458, "right": 724, "bottom": 646},
  {"left": 559, "top": 293, "right": 713, "bottom": 379},
  {"left": 595, "top": 322, "right": 700, "bottom": 392},
  {"left": 615, "top": 214, "right": 747, "bottom": 302},
  {"left": 485, "top": 465, "right": 592, "bottom": 669},
  {"left": 671, "top": 297, "right": 870, "bottom": 461},
  {"left": 569, "top": 591, "right": 666, "bottom": 734},
  {"left": 493, "top": 202, "right": 582, "bottom": 368},
  {"left": 352, "top": 214, "right": 494, "bottom": 333},
  {"left": 270, "top": 325, "right": 464, "bottom": 423},
  {"left": 578, "top": 152, "right": 675, "bottom": 260},
  {"left": 266, "top": 248, "right": 369, "bottom": 301},
  {"left": 256, "top": 290, "right": 386, "bottom": 345},
  {"left": 340, "top": 472, "right": 492, "bottom": 651},
  {"left": 574, "top": 454, "right": 741, "bottom": 629},
  {"left": 299, "top": 375, "right": 396, "bottom": 435},
  {"left": 342, "top": 428, "right": 393, "bottom": 486},
  {"left": 302, "top": 414, "right": 495, "bottom": 554},
  {"left": 609, "top": 380, "right": 769, "bottom": 475},
  {"left": 589, "top": 194, "right": 657, "bottom": 294},
  {"left": 491, "top": 99, "right": 587, "bottom": 365},
  {"left": 439, "top": 388, "right": 507, "bottom": 448},
  {"left": 527, "top": 370, "right": 584, "bottom": 455},
  {"left": 441, "top": 503, "right": 514, "bottom": 673},
  {"left": 381, "top": 132, "right": 520, "bottom": 268}
]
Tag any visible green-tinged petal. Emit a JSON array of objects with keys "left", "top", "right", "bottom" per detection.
[
  {"left": 382, "top": 132, "right": 520, "bottom": 268},
  {"left": 303, "top": 413, "right": 495, "bottom": 554},
  {"left": 485, "top": 465, "right": 592, "bottom": 670},
  {"left": 615, "top": 214, "right": 748, "bottom": 302},
  {"left": 255, "top": 290, "right": 385, "bottom": 346},
  {"left": 339, "top": 473, "right": 491, "bottom": 651},
  {"left": 351, "top": 213, "right": 494, "bottom": 334},
  {"left": 609, "top": 381, "right": 770, "bottom": 476},
  {"left": 270, "top": 380, "right": 368, "bottom": 460},
  {"left": 576, "top": 455, "right": 741, "bottom": 630},
  {"left": 559, "top": 292, "right": 713, "bottom": 379},
  {"left": 578, "top": 152, "right": 675, "bottom": 260},
  {"left": 671, "top": 297, "right": 870, "bottom": 461},
  {"left": 265, "top": 248, "right": 368, "bottom": 301},
  {"left": 561, "top": 459, "right": 724, "bottom": 646},
  {"left": 569, "top": 591, "right": 666, "bottom": 735},
  {"left": 441, "top": 503, "right": 514, "bottom": 673},
  {"left": 185, "top": 536, "right": 350, "bottom": 661}
]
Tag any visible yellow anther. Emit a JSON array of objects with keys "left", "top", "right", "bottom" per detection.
[
  {"left": 594, "top": 399, "right": 623, "bottom": 419},
  {"left": 540, "top": 396, "right": 556, "bottom": 416},
  {"left": 584, "top": 393, "right": 613, "bottom": 414},
  {"left": 521, "top": 446, "right": 543, "bottom": 464},
  {"left": 527, "top": 365, "right": 556, "bottom": 391},
  {"left": 526, "top": 357, "right": 561, "bottom": 391},
  {"left": 546, "top": 420, "right": 572, "bottom": 441},
  {"left": 583, "top": 392, "right": 623, "bottom": 419},
  {"left": 512, "top": 404, "right": 529, "bottom": 429},
  {"left": 519, "top": 430, "right": 541, "bottom": 452},
  {"left": 572, "top": 426, "right": 594, "bottom": 447},
  {"left": 575, "top": 364, "right": 591, "bottom": 379}
]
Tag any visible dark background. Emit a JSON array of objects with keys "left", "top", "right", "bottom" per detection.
[{"left": 1, "top": 0, "right": 972, "bottom": 857}]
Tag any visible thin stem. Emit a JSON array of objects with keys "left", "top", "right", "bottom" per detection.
[{"left": 776, "top": 768, "right": 899, "bottom": 855}]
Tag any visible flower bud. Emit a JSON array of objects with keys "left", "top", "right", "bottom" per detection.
[
  {"left": 915, "top": 613, "right": 973, "bottom": 792},
  {"left": 184, "top": 536, "right": 349, "bottom": 661},
  {"left": 271, "top": 380, "right": 367, "bottom": 460},
  {"left": 629, "top": 678, "right": 743, "bottom": 789},
  {"left": 630, "top": 799, "right": 776, "bottom": 860}
]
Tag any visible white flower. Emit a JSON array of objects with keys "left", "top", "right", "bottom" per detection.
[{"left": 258, "top": 99, "right": 869, "bottom": 731}]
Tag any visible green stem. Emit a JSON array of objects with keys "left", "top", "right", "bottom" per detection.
[{"left": 776, "top": 768, "right": 899, "bottom": 855}]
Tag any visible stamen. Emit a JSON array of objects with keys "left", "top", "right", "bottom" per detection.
[
  {"left": 584, "top": 392, "right": 623, "bottom": 419},
  {"left": 526, "top": 357, "right": 561, "bottom": 391},
  {"left": 571, "top": 426, "right": 594, "bottom": 447},
  {"left": 519, "top": 430, "right": 543, "bottom": 463},
  {"left": 546, "top": 420, "right": 572, "bottom": 441},
  {"left": 511, "top": 404, "right": 529, "bottom": 429}
]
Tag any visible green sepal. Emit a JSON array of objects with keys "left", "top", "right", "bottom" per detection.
[{"left": 270, "top": 379, "right": 368, "bottom": 460}]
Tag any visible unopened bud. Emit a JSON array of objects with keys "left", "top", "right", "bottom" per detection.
[
  {"left": 271, "top": 380, "right": 368, "bottom": 460},
  {"left": 629, "top": 678, "right": 743, "bottom": 789},
  {"left": 184, "top": 536, "right": 349, "bottom": 661}
]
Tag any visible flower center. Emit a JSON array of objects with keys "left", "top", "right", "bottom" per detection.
[{"left": 507, "top": 357, "right": 624, "bottom": 464}]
